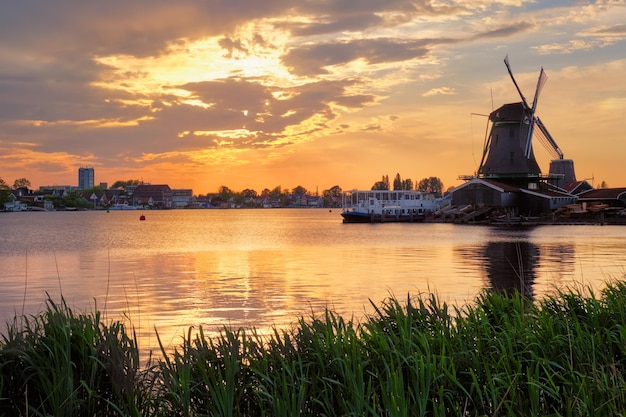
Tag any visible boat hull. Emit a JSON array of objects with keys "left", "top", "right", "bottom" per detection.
[{"left": 341, "top": 211, "right": 426, "bottom": 223}]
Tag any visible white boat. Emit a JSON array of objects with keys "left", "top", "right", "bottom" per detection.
[
  {"left": 341, "top": 189, "right": 442, "bottom": 223},
  {"left": 108, "top": 203, "right": 140, "bottom": 210}
]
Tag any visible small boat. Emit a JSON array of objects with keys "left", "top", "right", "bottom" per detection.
[
  {"left": 139, "top": 214, "right": 146, "bottom": 221},
  {"left": 341, "top": 189, "right": 443, "bottom": 223},
  {"left": 108, "top": 203, "right": 140, "bottom": 210}
]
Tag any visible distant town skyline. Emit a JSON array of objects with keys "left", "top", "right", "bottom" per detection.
[{"left": 1, "top": 2, "right": 625, "bottom": 193}]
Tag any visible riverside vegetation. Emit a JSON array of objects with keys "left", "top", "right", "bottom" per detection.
[{"left": 2, "top": 281, "right": 626, "bottom": 416}]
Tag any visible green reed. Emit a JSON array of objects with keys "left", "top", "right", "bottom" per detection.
[
  {"left": 3, "top": 281, "right": 626, "bottom": 416},
  {"left": 0, "top": 295, "right": 144, "bottom": 417}
]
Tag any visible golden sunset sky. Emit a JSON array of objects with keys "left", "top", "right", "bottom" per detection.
[{"left": 1, "top": 1, "right": 624, "bottom": 194}]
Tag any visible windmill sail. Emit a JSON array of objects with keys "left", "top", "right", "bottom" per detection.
[
  {"left": 478, "top": 57, "right": 559, "bottom": 178},
  {"left": 524, "top": 68, "right": 548, "bottom": 158},
  {"left": 504, "top": 55, "right": 530, "bottom": 110}
]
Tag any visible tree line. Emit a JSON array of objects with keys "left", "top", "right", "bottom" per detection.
[
  {"left": 0, "top": 174, "right": 445, "bottom": 209},
  {"left": 371, "top": 173, "right": 445, "bottom": 196}
]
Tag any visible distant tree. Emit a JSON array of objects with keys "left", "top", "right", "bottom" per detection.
[
  {"left": 62, "top": 191, "right": 90, "bottom": 209},
  {"left": 279, "top": 193, "right": 291, "bottom": 207},
  {"left": 322, "top": 185, "right": 343, "bottom": 207},
  {"left": 292, "top": 185, "right": 307, "bottom": 196},
  {"left": 83, "top": 185, "right": 104, "bottom": 192},
  {"left": 371, "top": 181, "right": 387, "bottom": 190},
  {"left": 417, "top": 177, "right": 444, "bottom": 197},
  {"left": 242, "top": 188, "right": 257, "bottom": 198},
  {"left": 402, "top": 178, "right": 414, "bottom": 191},
  {"left": 323, "top": 185, "right": 342, "bottom": 198},
  {"left": 111, "top": 179, "right": 141, "bottom": 190},
  {"left": 371, "top": 175, "right": 390, "bottom": 190},
  {"left": 0, "top": 177, "right": 10, "bottom": 205},
  {"left": 13, "top": 178, "right": 31, "bottom": 189},
  {"left": 393, "top": 173, "right": 403, "bottom": 190},
  {"left": 218, "top": 185, "right": 234, "bottom": 202},
  {"left": 270, "top": 186, "right": 282, "bottom": 199},
  {"left": 260, "top": 188, "right": 271, "bottom": 198},
  {"left": 599, "top": 181, "right": 608, "bottom": 189},
  {"left": 232, "top": 192, "right": 246, "bottom": 206}
]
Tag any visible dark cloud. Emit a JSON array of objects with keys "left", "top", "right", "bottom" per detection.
[
  {"left": 289, "top": 14, "right": 385, "bottom": 37},
  {"left": 362, "top": 124, "right": 381, "bottom": 132},
  {"left": 171, "top": 78, "right": 372, "bottom": 140},
  {"left": 334, "top": 94, "right": 376, "bottom": 108},
  {"left": 591, "top": 24, "right": 626, "bottom": 35},
  {"left": 219, "top": 37, "right": 250, "bottom": 57},
  {"left": 293, "top": 0, "right": 463, "bottom": 25},
  {"left": 0, "top": 75, "right": 374, "bottom": 163},
  {"left": 0, "top": 1, "right": 293, "bottom": 59},
  {"left": 282, "top": 38, "right": 442, "bottom": 76},
  {"left": 288, "top": 0, "right": 466, "bottom": 37},
  {"left": 473, "top": 22, "right": 535, "bottom": 40}
]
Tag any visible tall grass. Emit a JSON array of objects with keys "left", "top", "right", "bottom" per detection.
[
  {"left": 0, "top": 296, "right": 145, "bottom": 417},
  {"left": 3, "top": 281, "right": 626, "bottom": 416}
]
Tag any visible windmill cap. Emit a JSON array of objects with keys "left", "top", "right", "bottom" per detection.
[{"left": 490, "top": 102, "right": 527, "bottom": 122}]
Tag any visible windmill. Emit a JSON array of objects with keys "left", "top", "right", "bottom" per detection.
[{"left": 477, "top": 55, "right": 575, "bottom": 186}]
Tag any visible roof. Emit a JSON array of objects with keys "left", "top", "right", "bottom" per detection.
[
  {"left": 521, "top": 188, "right": 575, "bottom": 199},
  {"left": 133, "top": 184, "right": 171, "bottom": 193},
  {"left": 451, "top": 177, "right": 521, "bottom": 193},
  {"left": 453, "top": 177, "right": 577, "bottom": 200},
  {"left": 557, "top": 180, "right": 593, "bottom": 196},
  {"left": 578, "top": 188, "right": 626, "bottom": 201}
]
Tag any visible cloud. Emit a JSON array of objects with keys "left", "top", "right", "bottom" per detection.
[
  {"left": 533, "top": 40, "right": 597, "bottom": 55},
  {"left": 423, "top": 87, "right": 456, "bottom": 97},
  {"left": 588, "top": 23, "right": 626, "bottom": 35},
  {"left": 282, "top": 38, "right": 441, "bottom": 76},
  {"left": 473, "top": 21, "right": 534, "bottom": 39}
]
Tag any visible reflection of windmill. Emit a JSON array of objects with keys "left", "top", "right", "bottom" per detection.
[{"left": 477, "top": 55, "right": 576, "bottom": 187}]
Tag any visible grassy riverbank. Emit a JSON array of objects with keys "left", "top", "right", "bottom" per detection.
[{"left": 2, "top": 281, "right": 626, "bottom": 416}]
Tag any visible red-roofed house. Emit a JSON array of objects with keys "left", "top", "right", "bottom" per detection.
[{"left": 132, "top": 184, "right": 173, "bottom": 208}]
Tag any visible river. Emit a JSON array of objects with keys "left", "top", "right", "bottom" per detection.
[{"left": 1, "top": 209, "right": 625, "bottom": 356}]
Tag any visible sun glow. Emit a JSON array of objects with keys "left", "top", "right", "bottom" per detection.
[{"left": 92, "top": 23, "right": 300, "bottom": 101}]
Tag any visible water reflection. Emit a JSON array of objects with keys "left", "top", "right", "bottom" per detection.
[
  {"left": 457, "top": 227, "right": 580, "bottom": 298},
  {"left": 483, "top": 240, "right": 538, "bottom": 297},
  {"left": 2, "top": 211, "right": 625, "bottom": 360}
]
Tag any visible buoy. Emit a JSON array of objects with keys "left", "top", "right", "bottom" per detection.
[{"left": 139, "top": 214, "right": 146, "bottom": 221}]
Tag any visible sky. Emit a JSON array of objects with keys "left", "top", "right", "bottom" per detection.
[{"left": 1, "top": 1, "right": 624, "bottom": 195}]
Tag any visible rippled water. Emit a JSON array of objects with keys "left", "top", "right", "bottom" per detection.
[{"left": 1, "top": 209, "right": 625, "bottom": 355}]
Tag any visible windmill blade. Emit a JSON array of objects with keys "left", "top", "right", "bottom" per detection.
[
  {"left": 478, "top": 123, "right": 494, "bottom": 173},
  {"left": 534, "top": 117, "right": 564, "bottom": 159},
  {"left": 525, "top": 116, "right": 535, "bottom": 159},
  {"left": 531, "top": 68, "right": 548, "bottom": 112},
  {"left": 533, "top": 125, "right": 558, "bottom": 160},
  {"left": 504, "top": 55, "right": 531, "bottom": 111},
  {"left": 525, "top": 68, "right": 548, "bottom": 158}
]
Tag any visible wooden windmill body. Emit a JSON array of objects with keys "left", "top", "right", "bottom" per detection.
[{"left": 477, "top": 56, "right": 575, "bottom": 187}]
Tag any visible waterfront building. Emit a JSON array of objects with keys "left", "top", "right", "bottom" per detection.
[
  {"left": 172, "top": 189, "right": 195, "bottom": 208},
  {"left": 78, "top": 167, "right": 95, "bottom": 189},
  {"left": 132, "top": 184, "right": 173, "bottom": 208}
]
